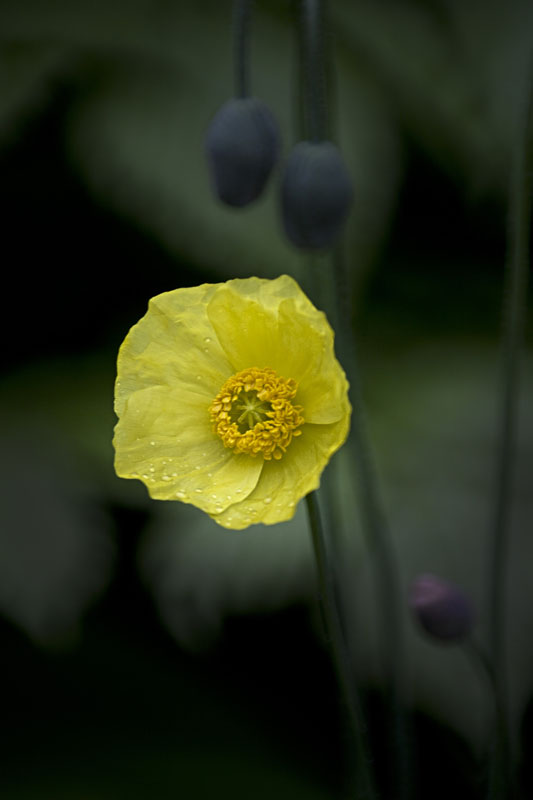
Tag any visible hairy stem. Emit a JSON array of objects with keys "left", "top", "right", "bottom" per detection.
[
  {"left": 332, "top": 247, "right": 410, "bottom": 800},
  {"left": 301, "top": 0, "right": 328, "bottom": 141},
  {"left": 305, "top": 491, "right": 379, "bottom": 800},
  {"left": 488, "top": 53, "right": 532, "bottom": 800},
  {"left": 233, "top": 0, "right": 251, "bottom": 98}
]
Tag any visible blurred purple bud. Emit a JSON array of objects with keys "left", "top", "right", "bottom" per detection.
[
  {"left": 409, "top": 573, "right": 474, "bottom": 643},
  {"left": 205, "top": 97, "right": 280, "bottom": 207},
  {"left": 281, "top": 141, "right": 353, "bottom": 249}
]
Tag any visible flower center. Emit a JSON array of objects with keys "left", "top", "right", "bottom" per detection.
[{"left": 209, "top": 367, "right": 305, "bottom": 461}]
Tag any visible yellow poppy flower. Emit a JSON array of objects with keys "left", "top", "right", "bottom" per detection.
[{"left": 113, "top": 275, "right": 351, "bottom": 529}]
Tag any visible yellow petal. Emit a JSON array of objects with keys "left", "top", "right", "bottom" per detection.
[
  {"left": 210, "top": 417, "right": 350, "bottom": 529},
  {"left": 115, "top": 283, "right": 234, "bottom": 417},
  {"left": 207, "top": 276, "right": 349, "bottom": 424},
  {"left": 114, "top": 385, "right": 263, "bottom": 512}
]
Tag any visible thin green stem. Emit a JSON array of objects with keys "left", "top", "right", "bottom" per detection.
[
  {"left": 332, "top": 247, "right": 410, "bottom": 800},
  {"left": 233, "top": 0, "right": 251, "bottom": 98},
  {"left": 305, "top": 492, "right": 379, "bottom": 800},
  {"left": 464, "top": 639, "right": 514, "bottom": 799},
  {"left": 298, "top": 0, "right": 408, "bottom": 793},
  {"left": 301, "top": 0, "right": 327, "bottom": 142},
  {"left": 488, "top": 53, "right": 532, "bottom": 798}
]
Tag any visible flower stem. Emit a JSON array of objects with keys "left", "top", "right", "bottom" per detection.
[
  {"left": 487, "top": 53, "right": 532, "bottom": 799},
  {"left": 463, "top": 638, "right": 515, "bottom": 799},
  {"left": 332, "top": 247, "right": 410, "bottom": 800},
  {"left": 305, "top": 491, "right": 379, "bottom": 800},
  {"left": 233, "top": 0, "right": 251, "bottom": 98},
  {"left": 301, "top": 0, "right": 328, "bottom": 142}
]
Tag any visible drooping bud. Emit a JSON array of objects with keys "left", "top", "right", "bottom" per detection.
[
  {"left": 205, "top": 97, "right": 280, "bottom": 207},
  {"left": 409, "top": 573, "right": 474, "bottom": 643},
  {"left": 281, "top": 141, "right": 353, "bottom": 249}
]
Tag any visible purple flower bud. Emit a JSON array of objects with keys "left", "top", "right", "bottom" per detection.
[
  {"left": 409, "top": 573, "right": 474, "bottom": 643},
  {"left": 205, "top": 98, "right": 280, "bottom": 207},
  {"left": 281, "top": 141, "right": 353, "bottom": 249}
]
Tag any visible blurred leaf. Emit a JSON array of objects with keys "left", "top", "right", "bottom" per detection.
[
  {"left": 139, "top": 501, "right": 314, "bottom": 651},
  {"left": 0, "top": 418, "right": 114, "bottom": 644},
  {"left": 0, "top": 42, "right": 70, "bottom": 146},
  {"left": 335, "top": 0, "right": 533, "bottom": 194}
]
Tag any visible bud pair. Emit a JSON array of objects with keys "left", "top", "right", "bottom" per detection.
[{"left": 205, "top": 100, "right": 353, "bottom": 249}]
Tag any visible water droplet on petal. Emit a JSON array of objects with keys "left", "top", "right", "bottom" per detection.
[
  {"left": 214, "top": 505, "right": 223, "bottom": 513},
  {"left": 161, "top": 475, "right": 171, "bottom": 481},
  {"left": 150, "top": 441, "right": 156, "bottom": 446},
  {"left": 194, "top": 488, "right": 203, "bottom": 493},
  {"left": 204, "top": 337, "right": 212, "bottom": 343},
  {"left": 264, "top": 497, "right": 272, "bottom": 504},
  {"left": 176, "top": 491, "right": 187, "bottom": 500}
]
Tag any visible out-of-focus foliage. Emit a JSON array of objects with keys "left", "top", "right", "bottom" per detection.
[
  {"left": 0, "top": 42, "right": 69, "bottom": 146},
  {"left": 0, "top": 416, "right": 114, "bottom": 645},
  {"left": 139, "top": 502, "right": 313, "bottom": 651}
]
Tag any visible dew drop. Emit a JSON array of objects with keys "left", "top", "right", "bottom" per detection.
[
  {"left": 194, "top": 488, "right": 203, "bottom": 494},
  {"left": 150, "top": 440, "right": 156, "bottom": 446},
  {"left": 264, "top": 497, "right": 272, "bottom": 504},
  {"left": 176, "top": 491, "right": 187, "bottom": 499},
  {"left": 161, "top": 475, "right": 171, "bottom": 481},
  {"left": 196, "top": 375, "right": 202, "bottom": 381},
  {"left": 141, "top": 474, "right": 149, "bottom": 479},
  {"left": 149, "top": 467, "right": 155, "bottom": 473},
  {"left": 214, "top": 505, "right": 223, "bottom": 513},
  {"left": 171, "top": 472, "right": 178, "bottom": 477},
  {"left": 211, "top": 494, "right": 218, "bottom": 499},
  {"left": 204, "top": 337, "right": 211, "bottom": 343},
  {"left": 288, "top": 501, "right": 295, "bottom": 508},
  {"left": 235, "top": 488, "right": 243, "bottom": 494},
  {"left": 207, "top": 472, "right": 213, "bottom": 478},
  {"left": 195, "top": 465, "right": 201, "bottom": 470}
]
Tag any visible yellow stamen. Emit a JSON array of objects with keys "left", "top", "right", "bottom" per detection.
[{"left": 209, "top": 367, "right": 305, "bottom": 461}]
